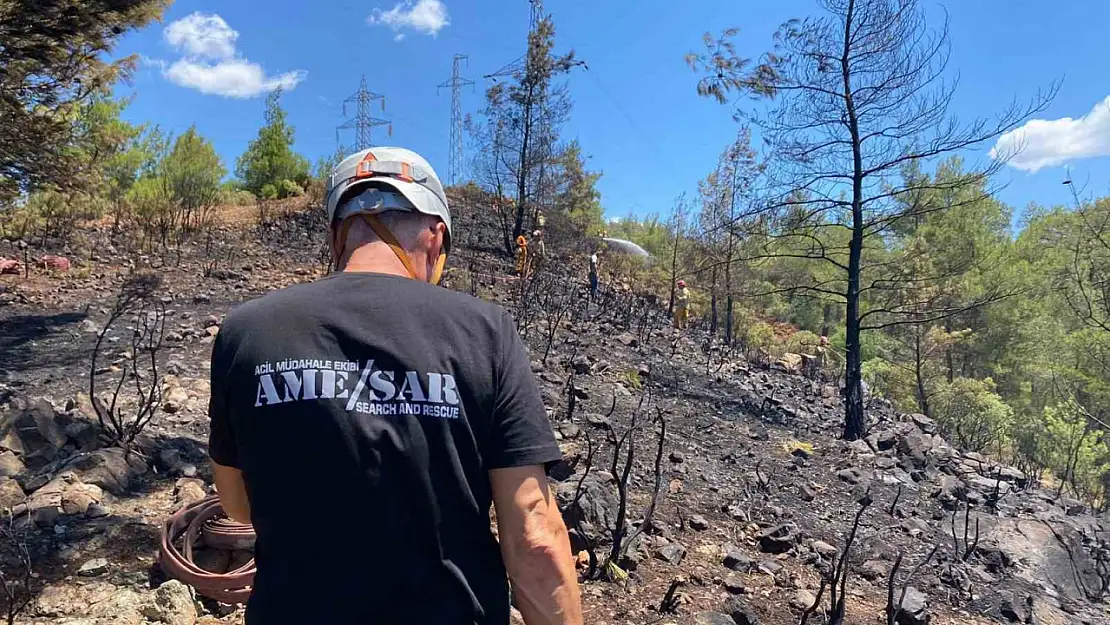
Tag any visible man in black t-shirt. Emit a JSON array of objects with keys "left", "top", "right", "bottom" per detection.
[{"left": 208, "top": 147, "right": 582, "bottom": 625}]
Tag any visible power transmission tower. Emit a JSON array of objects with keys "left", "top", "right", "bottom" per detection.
[
  {"left": 336, "top": 75, "right": 391, "bottom": 154},
  {"left": 438, "top": 54, "right": 474, "bottom": 185},
  {"left": 484, "top": 0, "right": 545, "bottom": 80}
]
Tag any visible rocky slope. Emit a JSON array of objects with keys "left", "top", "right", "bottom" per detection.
[{"left": 0, "top": 201, "right": 1108, "bottom": 625}]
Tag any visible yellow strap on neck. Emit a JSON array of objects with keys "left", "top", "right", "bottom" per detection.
[{"left": 334, "top": 213, "right": 446, "bottom": 285}]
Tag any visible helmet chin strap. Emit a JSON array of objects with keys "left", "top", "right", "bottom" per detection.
[{"left": 333, "top": 213, "right": 447, "bottom": 285}]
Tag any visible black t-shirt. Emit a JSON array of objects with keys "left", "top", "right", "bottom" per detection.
[{"left": 208, "top": 272, "right": 562, "bottom": 625}]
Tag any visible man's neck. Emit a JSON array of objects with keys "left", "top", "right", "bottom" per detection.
[{"left": 341, "top": 241, "right": 422, "bottom": 280}]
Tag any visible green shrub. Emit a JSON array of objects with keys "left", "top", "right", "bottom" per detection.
[
  {"left": 786, "top": 330, "right": 821, "bottom": 354},
  {"left": 279, "top": 179, "right": 304, "bottom": 198},
  {"left": 932, "top": 377, "right": 1013, "bottom": 453},
  {"left": 217, "top": 188, "right": 256, "bottom": 206},
  {"left": 261, "top": 183, "right": 278, "bottom": 201}
]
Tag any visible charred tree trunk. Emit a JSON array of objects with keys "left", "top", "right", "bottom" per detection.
[{"left": 842, "top": 0, "right": 866, "bottom": 441}]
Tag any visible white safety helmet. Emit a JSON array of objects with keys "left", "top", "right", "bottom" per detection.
[{"left": 325, "top": 146, "right": 451, "bottom": 249}]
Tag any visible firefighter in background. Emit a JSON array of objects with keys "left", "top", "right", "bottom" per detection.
[
  {"left": 588, "top": 250, "right": 600, "bottom": 298},
  {"left": 515, "top": 233, "right": 529, "bottom": 276},
  {"left": 673, "top": 279, "right": 690, "bottom": 330},
  {"left": 530, "top": 230, "right": 546, "bottom": 273}
]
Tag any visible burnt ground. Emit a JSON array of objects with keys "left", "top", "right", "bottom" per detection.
[{"left": 0, "top": 199, "right": 1108, "bottom": 625}]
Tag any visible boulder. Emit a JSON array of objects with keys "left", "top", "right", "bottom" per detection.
[
  {"left": 894, "top": 586, "right": 929, "bottom": 625},
  {"left": 571, "top": 355, "right": 592, "bottom": 375},
  {"left": 837, "top": 467, "right": 867, "bottom": 485},
  {"left": 859, "top": 560, "right": 888, "bottom": 582},
  {"left": 723, "top": 572, "right": 747, "bottom": 594},
  {"left": 58, "top": 448, "right": 147, "bottom": 496},
  {"left": 908, "top": 413, "right": 936, "bottom": 434},
  {"left": 758, "top": 524, "right": 796, "bottom": 554},
  {"left": 61, "top": 482, "right": 103, "bottom": 515},
  {"left": 798, "top": 482, "right": 817, "bottom": 502},
  {"left": 846, "top": 439, "right": 872, "bottom": 455},
  {"left": 933, "top": 475, "right": 966, "bottom": 508},
  {"left": 689, "top": 514, "right": 710, "bottom": 531},
  {"left": 0, "top": 450, "right": 26, "bottom": 477},
  {"left": 141, "top": 580, "right": 197, "bottom": 625},
  {"left": 757, "top": 560, "right": 783, "bottom": 576},
  {"left": 724, "top": 549, "right": 753, "bottom": 572},
  {"left": 897, "top": 432, "right": 932, "bottom": 468},
  {"left": 0, "top": 398, "right": 67, "bottom": 468},
  {"left": 556, "top": 477, "right": 619, "bottom": 545},
  {"left": 0, "top": 476, "right": 26, "bottom": 509},
  {"left": 811, "top": 540, "right": 838, "bottom": 558},
  {"left": 685, "top": 613, "right": 736, "bottom": 625},
  {"left": 866, "top": 429, "right": 898, "bottom": 452},
  {"left": 723, "top": 598, "right": 759, "bottom": 625},
  {"left": 656, "top": 542, "right": 687, "bottom": 565},
  {"left": 790, "top": 589, "right": 817, "bottom": 611},
  {"left": 998, "top": 591, "right": 1031, "bottom": 623},
  {"left": 78, "top": 558, "right": 109, "bottom": 577}
]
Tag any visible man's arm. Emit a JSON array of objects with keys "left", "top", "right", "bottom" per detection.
[
  {"left": 211, "top": 460, "right": 251, "bottom": 524},
  {"left": 491, "top": 465, "right": 582, "bottom": 625}
]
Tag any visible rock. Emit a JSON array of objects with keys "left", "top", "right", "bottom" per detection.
[
  {"left": 64, "top": 420, "right": 101, "bottom": 451},
  {"left": 670, "top": 451, "right": 686, "bottom": 463},
  {"left": 933, "top": 475, "right": 965, "bottom": 508},
  {"left": 61, "top": 482, "right": 102, "bottom": 515},
  {"left": 0, "top": 476, "right": 26, "bottom": 508},
  {"left": 846, "top": 439, "right": 872, "bottom": 455},
  {"left": 162, "top": 387, "right": 190, "bottom": 414},
  {"left": 689, "top": 515, "right": 710, "bottom": 531},
  {"left": 585, "top": 413, "right": 609, "bottom": 428},
  {"left": 894, "top": 586, "right": 929, "bottom": 625},
  {"left": 999, "top": 591, "right": 1030, "bottom": 623},
  {"left": 556, "top": 478, "right": 618, "bottom": 546},
  {"left": 837, "top": 467, "right": 867, "bottom": 485},
  {"left": 656, "top": 542, "right": 687, "bottom": 565},
  {"left": 33, "top": 505, "right": 59, "bottom": 527},
  {"left": 0, "top": 450, "right": 26, "bottom": 477},
  {"left": 723, "top": 572, "right": 747, "bottom": 594},
  {"left": 897, "top": 432, "right": 932, "bottom": 468},
  {"left": 758, "top": 524, "right": 796, "bottom": 554},
  {"left": 860, "top": 560, "right": 888, "bottom": 581},
  {"left": 142, "top": 580, "right": 196, "bottom": 625},
  {"left": 615, "top": 333, "right": 638, "bottom": 348},
  {"left": 80, "top": 318, "right": 101, "bottom": 334},
  {"left": 558, "top": 423, "right": 581, "bottom": 439},
  {"left": 174, "top": 478, "right": 207, "bottom": 507},
  {"left": 86, "top": 502, "right": 110, "bottom": 518},
  {"left": 204, "top": 314, "right": 220, "bottom": 328},
  {"left": 723, "top": 598, "right": 759, "bottom": 625},
  {"left": 790, "top": 589, "right": 817, "bottom": 611},
  {"left": 686, "top": 612, "right": 736, "bottom": 625},
  {"left": 571, "top": 384, "right": 589, "bottom": 400},
  {"left": 571, "top": 355, "right": 592, "bottom": 375},
  {"left": 0, "top": 398, "right": 68, "bottom": 468},
  {"left": 874, "top": 456, "right": 897, "bottom": 470},
  {"left": 909, "top": 413, "right": 936, "bottom": 434},
  {"left": 866, "top": 429, "right": 897, "bottom": 451},
  {"left": 204, "top": 325, "right": 219, "bottom": 337},
  {"left": 811, "top": 540, "right": 838, "bottom": 558},
  {"left": 58, "top": 448, "right": 146, "bottom": 496},
  {"left": 78, "top": 558, "right": 109, "bottom": 577},
  {"left": 724, "top": 550, "right": 753, "bottom": 572},
  {"left": 899, "top": 517, "right": 931, "bottom": 537},
  {"left": 798, "top": 482, "right": 817, "bottom": 502},
  {"left": 757, "top": 560, "right": 782, "bottom": 576}
]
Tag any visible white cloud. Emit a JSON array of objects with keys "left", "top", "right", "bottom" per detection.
[
  {"left": 165, "top": 59, "right": 306, "bottom": 98},
  {"left": 991, "top": 96, "right": 1110, "bottom": 173},
  {"left": 160, "top": 12, "right": 306, "bottom": 98},
  {"left": 164, "top": 13, "right": 237, "bottom": 60},
  {"left": 368, "top": 0, "right": 450, "bottom": 38}
]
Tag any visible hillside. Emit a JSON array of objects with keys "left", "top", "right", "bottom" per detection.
[{"left": 0, "top": 197, "right": 1107, "bottom": 625}]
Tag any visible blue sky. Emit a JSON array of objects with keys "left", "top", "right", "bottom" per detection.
[{"left": 115, "top": 0, "right": 1110, "bottom": 222}]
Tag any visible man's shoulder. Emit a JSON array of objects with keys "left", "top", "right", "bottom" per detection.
[{"left": 222, "top": 275, "right": 511, "bottom": 331}]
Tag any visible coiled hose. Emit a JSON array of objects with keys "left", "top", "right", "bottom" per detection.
[{"left": 160, "top": 495, "right": 256, "bottom": 603}]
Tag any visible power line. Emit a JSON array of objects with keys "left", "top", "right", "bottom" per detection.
[
  {"left": 438, "top": 54, "right": 474, "bottom": 185},
  {"left": 336, "top": 75, "right": 391, "bottom": 153}
]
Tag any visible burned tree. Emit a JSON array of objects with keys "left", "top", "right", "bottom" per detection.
[
  {"left": 0, "top": 512, "right": 35, "bottom": 625},
  {"left": 88, "top": 271, "right": 167, "bottom": 453},
  {"left": 687, "top": 0, "right": 1054, "bottom": 439}
]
